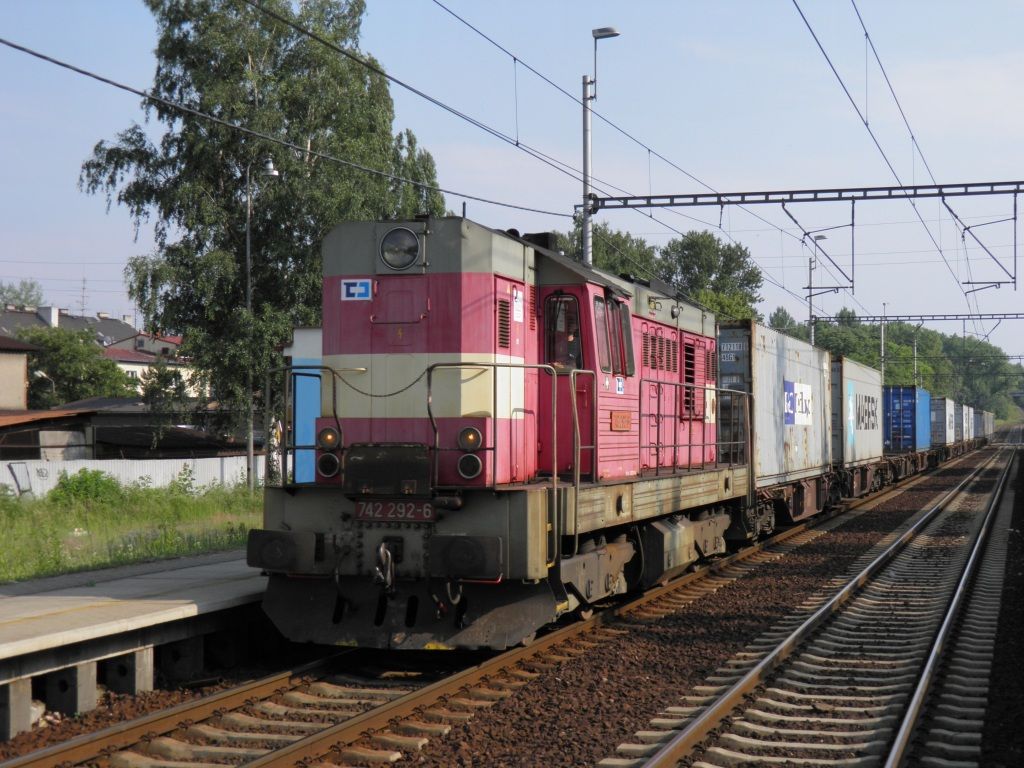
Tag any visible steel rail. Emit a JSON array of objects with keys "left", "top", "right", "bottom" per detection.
[
  {"left": 883, "top": 448, "right": 1016, "bottom": 767},
  {"left": 245, "top": 454, "right": 979, "bottom": 767},
  {"left": 5, "top": 452, "right": 983, "bottom": 768},
  {"left": 243, "top": 618, "right": 602, "bottom": 766},
  {"left": 0, "top": 656, "right": 343, "bottom": 768},
  {"left": 639, "top": 449, "right": 1001, "bottom": 767}
]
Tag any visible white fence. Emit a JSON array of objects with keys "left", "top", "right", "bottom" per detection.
[{"left": 2, "top": 456, "right": 263, "bottom": 497}]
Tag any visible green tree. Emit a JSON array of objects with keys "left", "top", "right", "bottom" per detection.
[
  {"left": 390, "top": 129, "right": 445, "bottom": 219},
  {"left": 835, "top": 308, "right": 860, "bottom": 327},
  {"left": 556, "top": 221, "right": 660, "bottom": 279},
  {"left": 80, "top": 0, "right": 444, "bottom": 427},
  {"left": 140, "top": 354, "right": 191, "bottom": 446},
  {"left": 17, "top": 328, "right": 135, "bottom": 408},
  {"left": 769, "top": 306, "right": 801, "bottom": 333},
  {"left": 0, "top": 279, "right": 44, "bottom": 307},
  {"left": 659, "top": 232, "right": 763, "bottom": 320}
]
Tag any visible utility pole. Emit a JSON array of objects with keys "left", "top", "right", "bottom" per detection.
[
  {"left": 808, "top": 252, "right": 815, "bottom": 345},
  {"left": 912, "top": 322, "right": 924, "bottom": 387},
  {"left": 244, "top": 157, "right": 279, "bottom": 492},
  {"left": 881, "top": 302, "right": 887, "bottom": 384}
]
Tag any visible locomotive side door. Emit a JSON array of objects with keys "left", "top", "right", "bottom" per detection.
[{"left": 538, "top": 290, "right": 593, "bottom": 478}]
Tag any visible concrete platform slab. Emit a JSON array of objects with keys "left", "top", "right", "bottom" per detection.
[{"left": 0, "top": 551, "right": 265, "bottom": 665}]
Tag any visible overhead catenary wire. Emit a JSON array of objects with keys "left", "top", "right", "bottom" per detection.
[
  {"left": 851, "top": 0, "right": 1010, "bottom": 330},
  {"left": 429, "top": 0, "right": 828, "bottom": 247},
  {"left": 792, "top": 0, "right": 983, "bottom": 327},
  {"left": 427, "top": 0, "right": 874, "bottom": 317},
  {"left": 0, "top": 36, "right": 571, "bottom": 220},
  {"left": 235, "top": 0, "right": 660, "bottom": 214},
  {"left": 242, "top": 0, "right": 740, "bottom": 236},
  {"left": 243, "top": 0, "right": 892, "bottom": 325},
  {"left": 0, "top": 42, "right": 802, "bottom": 317}
]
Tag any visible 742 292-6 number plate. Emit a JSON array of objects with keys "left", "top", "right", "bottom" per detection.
[{"left": 354, "top": 500, "right": 434, "bottom": 522}]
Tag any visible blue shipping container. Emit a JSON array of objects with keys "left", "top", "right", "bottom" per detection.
[{"left": 883, "top": 385, "right": 932, "bottom": 453}]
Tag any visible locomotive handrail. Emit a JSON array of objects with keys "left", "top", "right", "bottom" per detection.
[
  {"left": 266, "top": 364, "right": 366, "bottom": 486},
  {"left": 426, "top": 362, "right": 561, "bottom": 568},
  {"left": 568, "top": 368, "right": 599, "bottom": 558},
  {"left": 637, "top": 377, "right": 750, "bottom": 475}
]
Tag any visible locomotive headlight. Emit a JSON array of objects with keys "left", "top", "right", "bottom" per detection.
[
  {"left": 457, "top": 453, "right": 483, "bottom": 480},
  {"left": 457, "top": 426, "right": 482, "bottom": 452},
  {"left": 317, "top": 427, "right": 340, "bottom": 450},
  {"left": 317, "top": 452, "right": 340, "bottom": 478},
  {"left": 380, "top": 227, "right": 420, "bottom": 271}
]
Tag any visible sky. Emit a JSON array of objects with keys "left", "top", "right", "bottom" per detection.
[{"left": 1, "top": 1, "right": 1022, "bottom": 358}]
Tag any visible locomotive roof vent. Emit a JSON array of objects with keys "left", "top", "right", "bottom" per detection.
[{"left": 380, "top": 227, "right": 420, "bottom": 271}]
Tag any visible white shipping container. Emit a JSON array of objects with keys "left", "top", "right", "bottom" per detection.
[
  {"left": 831, "top": 357, "right": 883, "bottom": 467},
  {"left": 930, "top": 398, "right": 955, "bottom": 446},
  {"left": 719, "top": 321, "right": 831, "bottom": 488},
  {"left": 966, "top": 405, "right": 974, "bottom": 440}
]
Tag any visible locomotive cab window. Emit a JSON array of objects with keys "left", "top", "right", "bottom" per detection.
[
  {"left": 545, "top": 295, "right": 582, "bottom": 370},
  {"left": 617, "top": 301, "right": 635, "bottom": 376},
  {"left": 592, "top": 296, "right": 634, "bottom": 377},
  {"left": 593, "top": 297, "right": 612, "bottom": 373}
]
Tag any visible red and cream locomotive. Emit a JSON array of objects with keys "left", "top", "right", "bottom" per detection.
[{"left": 248, "top": 217, "right": 757, "bottom": 649}]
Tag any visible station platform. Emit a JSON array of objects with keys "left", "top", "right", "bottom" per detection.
[{"left": 0, "top": 551, "right": 266, "bottom": 738}]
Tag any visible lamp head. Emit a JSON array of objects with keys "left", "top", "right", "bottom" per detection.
[
  {"left": 262, "top": 157, "right": 279, "bottom": 178},
  {"left": 592, "top": 27, "right": 620, "bottom": 40}
]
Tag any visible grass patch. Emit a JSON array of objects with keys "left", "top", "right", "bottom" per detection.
[{"left": 0, "top": 469, "right": 262, "bottom": 582}]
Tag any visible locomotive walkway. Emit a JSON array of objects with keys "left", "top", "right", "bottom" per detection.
[{"left": 0, "top": 551, "right": 262, "bottom": 738}]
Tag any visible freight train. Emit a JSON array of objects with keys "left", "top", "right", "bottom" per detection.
[{"left": 247, "top": 216, "right": 990, "bottom": 650}]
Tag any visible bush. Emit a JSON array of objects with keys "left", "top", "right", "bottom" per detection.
[
  {"left": 48, "top": 469, "right": 125, "bottom": 506},
  {"left": 0, "top": 482, "right": 262, "bottom": 582}
]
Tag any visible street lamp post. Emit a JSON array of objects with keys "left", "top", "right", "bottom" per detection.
[
  {"left": 245, "top": 157, "right": 279, "bottom": 492},
  {"left": 33, "top": 369, "right": 56, "bottom": 402},
  {"left": 582, "top": 26, "right": 620, "bottom": 267}
]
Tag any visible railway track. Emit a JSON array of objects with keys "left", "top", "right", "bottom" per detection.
[
  {"left": 600, "top": 447, "right": 1016, "bottom": 768},
  {"left": 1, "top": 451, "right": 998, "bottom": 768}
]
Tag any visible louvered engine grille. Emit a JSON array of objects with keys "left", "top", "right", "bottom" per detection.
[
  {"left": 497, "top": 298, "right": 511, "bottom": 349},
  {"left": 641, "top": 331, "right": 679, "bottom": 372}
]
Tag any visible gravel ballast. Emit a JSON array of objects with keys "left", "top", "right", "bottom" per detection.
[{"left": 408, "top": 456, "right": 996, "bottom": 767}]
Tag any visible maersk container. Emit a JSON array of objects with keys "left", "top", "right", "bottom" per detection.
[
  {"left": 718, "top": 320, "right": 831, "bottom": 488},
  {"left": 832, "top": 357, "right": 883, "bottom": 467},
  {"left": 882, "top": 385, "right": 931, "bottom": 453},
  {"left": 931, "top": 398, "right": 955, "bottom": 446}
]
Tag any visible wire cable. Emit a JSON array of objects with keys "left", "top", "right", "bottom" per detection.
[
  {"left": 0, "top": 36, "right": 571, "bottom": 219},
  {"left": 792, "top": 0, "right": 973, "bottom": 315},
  {"left": 427, "top": 0, "right": 877, "bottom": 321},
  {"left": 429, "top": 0, "right": 818, "bottom": 248},
  {"left": 245, "top": 0, "right": 732, "bottom": 234},
  {"left": 851, "top": 0, "right": 1001, "bottom": 335}
]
